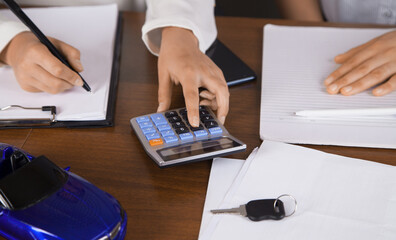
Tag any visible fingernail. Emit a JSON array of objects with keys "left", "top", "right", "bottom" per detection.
[
  {"left": 342, "top": 86, "right": 352, "bottom": 93},
  {"left": 192, "top": 116, "right": 199, "bottom": 127},
  {"left": 328, "top": 84, "right": 338, "bottom": 92},
  {"left": 157, "top": 103, "right": 165, "bottom": 112},
  {"left": 199, "top": 92, "right": 207, "bottom": 98},
  {"left": 75, "top": 59, "right": 83, "bottom": 71},
  {"left": 334, "top": 55, "right": 343, "bottom": 63},
  {"left": 74, "top": 78, "right": 83, "bottom": 86},
  {"left": 373, "top": 88, "right": 383, "bottom": 95},
  {"left": 219, "top": 116, "right": 226, "bottom": 125}
]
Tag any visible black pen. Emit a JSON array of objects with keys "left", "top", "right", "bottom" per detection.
[{"left": 2, "top": 0, "right": 92, "bottom": 92}]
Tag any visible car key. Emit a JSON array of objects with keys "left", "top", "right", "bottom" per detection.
[{"left": 211, "top": 199, "right": 286, "bottom": 221}]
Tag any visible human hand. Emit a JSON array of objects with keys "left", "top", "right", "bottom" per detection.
[
  {"left": 0, "top": 31, "right": 83, "bottom": 94},
  {"left": 324, "top": 30, "right": 396, "bottom": 96},
  {"left": 157, "top": 27, "right": 229, "bottom": 127}
]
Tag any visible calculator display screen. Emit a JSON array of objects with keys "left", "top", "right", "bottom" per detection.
[{"left": 158, "top": 137, "right": 240, "bottom": 161}]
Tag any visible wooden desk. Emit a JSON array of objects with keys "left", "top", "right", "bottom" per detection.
[{"left": 1, "top": 13, "right": 396, "bottom": 240}]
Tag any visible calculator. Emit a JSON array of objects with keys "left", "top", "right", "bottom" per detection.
[{"left": 130, "top": 106, "right": 246, "bottom": 167}]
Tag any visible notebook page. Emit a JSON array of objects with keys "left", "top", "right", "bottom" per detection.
[
  {"left": 0, "top": 5, "right": 117, "bottom": 121},
  {"left": 260, "top": 25, "right": 396, "bottom": 148}
]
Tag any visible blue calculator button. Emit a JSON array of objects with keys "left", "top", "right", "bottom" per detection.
[
  {"left": 145, "top": 132, "right": 160, "bottom": 140},
  {"left": 141, "top": 127, "right": 156, "bottom": 134},
  {"left": 160, "top": 130, "right": 175, "bottom": 137},
  {"left": 157, "top": 124, "right": 171, "bottom": 131},
  {"left": 139, "top": 121, "right": 153, "bottom": 129},
  {"left": 150, "top": 113, "right": 165, "bottom": 121},
  {"left": 193, "top": 130, "right": 208, "bottom": 138},
  {"left": 164, "top": 135, "right": 178, "bottom": 143},
  {"left": 136, "top": 116, "right": 150, "bottom": 123},
  {"left": 151, "top": 114, "right": 167, "bottom": 124},
  {"left": 154, "top": 120, "right": 168, "bottom": 126},
  {"left": 179, "top": 132, "right": 193, "bottom": 141},
  {"left": 209, "top": 127, "right": 223, "bottom": 135}
]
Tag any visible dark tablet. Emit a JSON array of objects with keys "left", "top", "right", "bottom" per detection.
[{"left": 206, "top": 39, "right": 256, "bottom": 86}]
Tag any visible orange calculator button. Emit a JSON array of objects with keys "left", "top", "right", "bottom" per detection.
[{"left": 149, "top": 138, "right": 163, "bottom": 146}]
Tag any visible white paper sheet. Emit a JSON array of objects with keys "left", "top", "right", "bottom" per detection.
[
  {"left": 200, "top": 141, "right": 396, "bottom": 240},
  {"left": 199, "top": 149, "right": 258, "bottom": 239},
  {"left": 0, "top": 5, "right": 118, "bottom": 121},
  {"left": 198, "top": 158, "right": 245, "bottom": 238},
  {"left": 260, "top": 24, "right": 396, "bottom": 148}
]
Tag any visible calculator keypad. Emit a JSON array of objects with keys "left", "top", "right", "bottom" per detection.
[
  {"left": 136, "top": 106, "right": 223, "bottom": 147},
  {"left": 131, "top": 105, "right": 247, "bottom": 167}
]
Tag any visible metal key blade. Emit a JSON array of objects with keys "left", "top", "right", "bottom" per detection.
[{"left": 210, "top": 205, "right": 247, "bottom": 216}]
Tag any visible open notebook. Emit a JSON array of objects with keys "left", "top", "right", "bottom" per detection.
[
  {"left": 260, "top": 24, "right": 396, "bottom": 149},
  {"left": 0, "top": 4, "right": 120, "bottom": 128}
]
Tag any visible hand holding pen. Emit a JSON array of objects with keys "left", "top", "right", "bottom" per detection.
[
  {"left": 0, "top": 32, "right": 85, "bottom": 94},
  {"left": 0, "top": 0, "right": 91, "bottom": 93}
]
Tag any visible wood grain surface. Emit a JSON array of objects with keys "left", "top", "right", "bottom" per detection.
[{"left": 0, "top": 13, "right": 395, "bottom": 240}]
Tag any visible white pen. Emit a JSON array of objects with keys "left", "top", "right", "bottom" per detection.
[{"left": 294, "top": 107, "right": 396, "bottom": 117}]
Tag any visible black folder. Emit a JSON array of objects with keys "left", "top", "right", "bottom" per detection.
[{"left": 206, "top": 39, "right": 256, "bottom": 86}]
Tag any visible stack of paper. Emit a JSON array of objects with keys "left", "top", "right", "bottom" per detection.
[
  {"left": 0, "top": 5, "right": 118, "bottom": 121},
  {"left": 199, "top": 141, "right": 396, "bottom": 239},
  {"left": 260, "top": 25, "right": 396, "bottom": 148}
]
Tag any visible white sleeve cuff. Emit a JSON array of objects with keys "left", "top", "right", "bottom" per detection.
[
  {"left": 141, "top": 0, "right": 217, "bottom": 56},
  {"left": 142, "top": 17, "right": 216, "bottom": 56},
  {"left": 0, "top": 20, "right": 29, "bottom": 54}
]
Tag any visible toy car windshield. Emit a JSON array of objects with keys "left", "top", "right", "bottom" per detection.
[{"left": 0, "top": 156, "right": 68, "bottom": 210}]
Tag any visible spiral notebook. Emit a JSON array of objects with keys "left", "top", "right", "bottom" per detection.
[{"left": 0, "top": 4, "right": 121, "bottom": 128}]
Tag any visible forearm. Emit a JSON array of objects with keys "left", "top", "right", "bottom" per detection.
[{"left": 276, "top": 0, "right": 324, "bottom": 21}]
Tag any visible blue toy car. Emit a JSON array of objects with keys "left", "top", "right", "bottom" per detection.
[{"left": 0, "top": 143, "right": 127, "bottom": 240}]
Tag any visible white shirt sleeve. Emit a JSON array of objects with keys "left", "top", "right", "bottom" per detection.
[
  {"left": 0, "top": 14, "right": 29, "bottom": 56},
  {"left": 142, "top": 0, "right": 217, "bottom": 56}
]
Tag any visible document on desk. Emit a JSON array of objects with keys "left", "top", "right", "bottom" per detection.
[
  {"left": 0, "top": 5, "right": 118, "bottom": 122},
  {"left": 199, "top": 141, "right": 396, "bottom": 240},
  {"left": 260, "top": 24, "right": 396, "bottom": 148},
  {"left": 198, "top": 158, "right": 245, "bottom": 237},
  {"left": 199, "top": 149, "right": 258, "bottom": 237}
]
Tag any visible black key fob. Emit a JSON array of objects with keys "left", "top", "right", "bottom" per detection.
[{"left": 245, "top": 199, "right": 285, "bottom": 221}]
